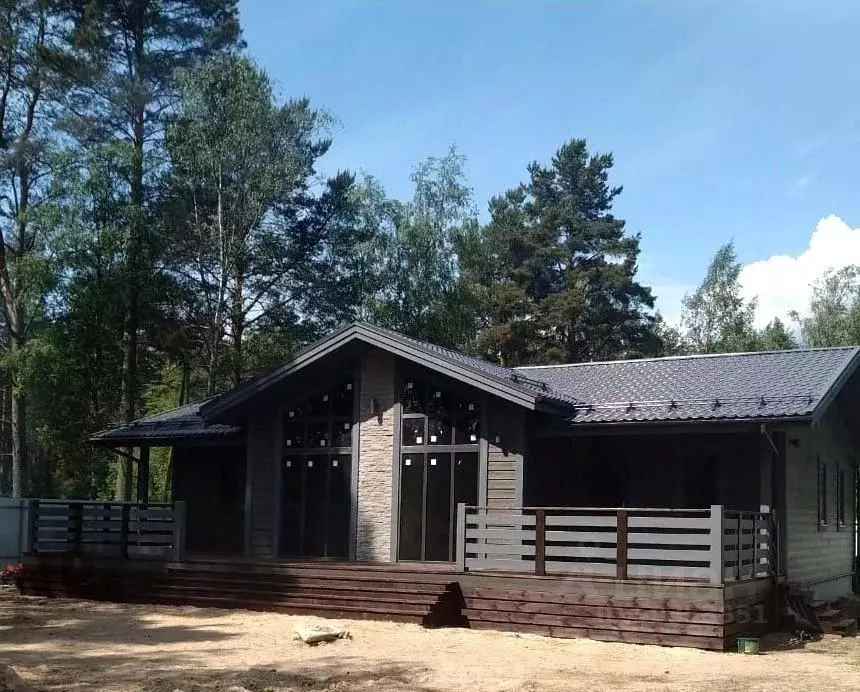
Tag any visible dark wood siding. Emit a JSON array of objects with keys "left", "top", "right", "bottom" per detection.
[
  {"left": 485, "top": 401, "right": 526, "bottom": 509},
  {"left": 172, "top": 445, "right": 245, "bottom": 555},
  {"left": 246, "top": 410, "right": 281, "bottom": 557}
]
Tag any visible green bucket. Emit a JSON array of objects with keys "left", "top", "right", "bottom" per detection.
[{"left": 736, "top": 637, "right": 760, "bottom": 654}]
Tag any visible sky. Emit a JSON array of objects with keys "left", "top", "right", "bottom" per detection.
[{"left": 239, "top": 0, "right": 860, "bottom": 326}]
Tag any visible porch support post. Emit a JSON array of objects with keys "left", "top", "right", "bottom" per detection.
[
  {"left": 616, "top": 509, "right": 628, "bottom": 580},
  {"left": 173, "top": 500, "right": 187, "bottom": 561},
  {"left": 455, "top": 502, "right": 466, "bottom": 571},
  {"left": 136, "top": 446, "right": 150, "bottom": 504},
  {"left": 534, "top": 509, "right": 546, "bottom": 577},
  {"left": 708, "top": 504, "right": 724, "bottom": 585}
]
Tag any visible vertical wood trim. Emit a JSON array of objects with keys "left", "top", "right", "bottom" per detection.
[
  {"left": 478, "top": 398, "right": 488, "bottom": 507},
  {"left": 734, "top": 512, "right": 742, "bottom": 581},
  {"left": 455, "top": 502, "right": 466, "bottom": 571},
  {"left": 534, "top": 509, "right": 546, "bottom": 576},
  {"left": 271, "top": 410, "right": 284, "bottom": 556},
  {"left": 72, "top": 503, "right": 83, "bottom": 554},
  {"left": 516, "top": 410, "right": 526, "bottom": 506},
  {"left": 173, "top": 500, "right": 187, "bottom": 561},
  {"left": 709, "top": 504, "right": 723, "bottom": 585},
  {"left": 28, "top": 499, "right": 38, "bottom": 553},
  {"left": 119, "top": 504, "right": 130, "bottom": 559},
  {"left": 349, "top": 370, "right": 361, "bottom": 561},
  {"left": 389, "top": 363, "right": 403, "bottom": 562},
  {"left": 243, "top": 419, "right": 254, "bottom": 556},
  {"left": 616, "top": 509, "right": 628, "bottom": 580},
  {"left": 136, "top": 446, "right": 150, "bottom": 504}
]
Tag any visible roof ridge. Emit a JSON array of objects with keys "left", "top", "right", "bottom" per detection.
[{"left": 516, "top": 345, "right": 860, "bottom": 370}]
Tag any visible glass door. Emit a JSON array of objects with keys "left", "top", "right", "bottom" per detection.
[
  {"left": 397, "top": 377, "right": 480, "bottom": 561},
  {"left": 279, "top": 378, "right": 354, "bottom": 558}
]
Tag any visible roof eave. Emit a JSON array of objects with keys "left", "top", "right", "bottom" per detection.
[
  {"left": 810, "top": 347, "right": 860, "bottom": 427},
  {"left": 566, "top": 413, "right": 814, "bottom": 429}
]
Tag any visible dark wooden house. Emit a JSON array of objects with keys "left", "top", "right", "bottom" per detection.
[{"left": 19, "top": 322, "right": 860, "bottom": 649}]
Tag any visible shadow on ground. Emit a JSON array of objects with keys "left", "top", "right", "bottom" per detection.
[{"left": 0, "top": 592, "right": 444, "bottom": 691}]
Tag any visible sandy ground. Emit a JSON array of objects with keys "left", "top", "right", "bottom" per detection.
[{"left": 1, "top": 589, "right": 859, "bottom": 692}]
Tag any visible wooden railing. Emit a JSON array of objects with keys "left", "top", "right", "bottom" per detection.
[
  {"left": 26, "top": 500, "right": 187, "bottom": 561},
  {"left": 455, "top": 504, "right": 772, "bottom": 584}
]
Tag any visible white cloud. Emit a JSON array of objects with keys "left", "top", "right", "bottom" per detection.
[
  {"left": 739, "top": 215, "right": 860, "bottom": 327},
  {"left": 793, "top": 174, "right": 813, "bottom": 190}
]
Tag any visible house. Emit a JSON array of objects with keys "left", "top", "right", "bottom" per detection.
[{"left": 19, "top": 322, "right": 860, "bottom": 649}]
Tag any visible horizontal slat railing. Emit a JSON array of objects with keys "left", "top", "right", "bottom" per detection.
[
  {"left": 456, "top": 504, "right": 774, "bottom": 584},
  {"left": 27, "top": 499, "right": 186, "bottom": 561},
  {"left": 721, "top": 508, "right": 772, "bottom": 582}
]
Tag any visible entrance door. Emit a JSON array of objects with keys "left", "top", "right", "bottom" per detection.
[{"left": 398, "top": 451, "right": 478, "bottom": 561}]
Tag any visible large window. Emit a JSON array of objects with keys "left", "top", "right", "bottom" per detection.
[
  {"left": 398, "top": 376, "right": 480, "bottom": 562},
  {"left": 280, "top": 378, "right": 354, "bottom": 558}
]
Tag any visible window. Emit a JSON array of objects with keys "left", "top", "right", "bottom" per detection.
[
  {"left": 397, "top": 376, "right": 480, "bottom": 561},
  {"left": 280, "top": 378, "right": 355, "bottom": 558},
  {"left": 817, "top": 458, "right": 828, "bottom": 528},
  {"left": 837, "top": 467, "right": 847, "bottom": 529}
]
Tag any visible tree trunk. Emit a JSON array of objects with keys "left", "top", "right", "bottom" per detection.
[
  {"left": 117, "top": 15, "right": 146, "bottom": 501},
  {"left": 9, "top": 350, "right": 26, "bottom": 498},
  {"left": 231, "top": 266, "right": 244, "bottom": 388}
]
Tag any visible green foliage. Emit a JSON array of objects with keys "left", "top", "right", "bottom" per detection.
[
  {"left": 370, "top": 147, "right": 477, "bottom": 347},
  {"left": 460, "top": 139, "right": 660, "bottom": 365},
  {"left": 681, "top": 242, "right": 760, "bottom": 354},
  {"left": 794, "top": 266, "right": 860, "bottom": 347},
  {"left": 757, "top": 317, "right": 798, "bottom": 351}
]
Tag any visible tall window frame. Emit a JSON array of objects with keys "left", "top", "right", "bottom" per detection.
[
  {"left": 397, "top": 373, "right": 482, "bottom": 562},
  {"left": 817, "top": 457, "right": 828, "bottom": 529},
  {"left": 280, "top": 377, "right": 356, "bottom": 559},
  {"left": 837, "top": 466, "right": 847, "bottom": 529}
]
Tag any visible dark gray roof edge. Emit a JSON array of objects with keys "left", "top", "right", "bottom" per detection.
[
  {"left": 200, "top": 322, "right": 543, "bottom": 420},
  {"left": 515, "top": 344, "right": 860, "bottom": 370},
  {"left": 567, "top": 413, "right": 814, "bottom": 429},
  {"left": 810, "top": 346, "right": 860, "bottom": 426}
]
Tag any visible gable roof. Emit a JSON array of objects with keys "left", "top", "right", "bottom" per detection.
[
  {"left": 517, "top": 347, "right": 860, "bottom": 425},
  {"left": 199, "top": 321, "right": 580, "bottom": 421},
  {"left": 90, "top": 400, "right": 242, "bottom": 446}
]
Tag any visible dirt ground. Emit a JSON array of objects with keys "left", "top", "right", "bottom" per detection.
[{"left": 1, "top": 589, "right": 859, "bottom": 692}]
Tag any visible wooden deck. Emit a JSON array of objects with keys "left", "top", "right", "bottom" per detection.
[{"left": 18, "top": 553, "right": 773, "bottom": 650}]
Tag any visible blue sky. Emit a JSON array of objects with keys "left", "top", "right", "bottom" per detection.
[{"left": 239, "top": 0, "right": 860, "bottom": 323}]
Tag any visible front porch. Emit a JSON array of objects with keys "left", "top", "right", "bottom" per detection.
[{"left": 17, "top": 498, "right": 775, "bottom": 650}]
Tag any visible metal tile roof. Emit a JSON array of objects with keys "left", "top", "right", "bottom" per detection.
[
  {"left": 358, "top": 323, "right": 581, "bottom": 408},
  {"left": 516, "top": 347, "right": 860, "bottom": 425},
  {"left": 90, "top": 400, "right": 242, "bottom": 445}
]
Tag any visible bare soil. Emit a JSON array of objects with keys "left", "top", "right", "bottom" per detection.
[{"left": 1, "top": 589, "right": 859, "bottom": 691}]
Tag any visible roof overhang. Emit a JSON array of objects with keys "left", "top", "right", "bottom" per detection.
[
  {"left": 810, "top": 348, "right": 860, "bottom": 427},
  {"left": 200, "top": 323, "right": 546, "bottom": 422}
]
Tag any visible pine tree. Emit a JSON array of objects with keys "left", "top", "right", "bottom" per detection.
[
  {"left": 56, "top": 0, "right": 241, "bottom": 498},
  {"left": 462, "top": 139, "right": 659, "bottom": 365}
]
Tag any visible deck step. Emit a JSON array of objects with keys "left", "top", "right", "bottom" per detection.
[
  {"left": 831, "top": 618, "right": 858, "bottom": 637},
  {"left": 816, "top": 607, "right": 841, "bottom": 619}
]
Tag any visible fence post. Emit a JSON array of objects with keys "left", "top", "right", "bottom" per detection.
[
  {"left": 616, "top": 509, "right": 628, "bottom": 580},
  {"left": 708, "top": 504, "right": 724, "bottom": 585},
  {"left": 119, "top": 504, "right": 130, "bottom": 559},
  {"left": 534, "top": 509, "right": 546, "bottom": 577},
  {"left": 758, "top": 504, "right": 770, "bottom": 578},
  {"left": 735, "top": 512, "right": 743, "bottom": 581},
  {"left": 172, "top": 500, "right": 187, "bottom": 561},
  {"left": 72, "top": 503, "right": 83, "bottom": 554},
  {"left": 28, "top": 500, "right": 40, "bottom": 554},
  {"left": 455, "top": 503, "right": 466, "bottom": 572}
]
